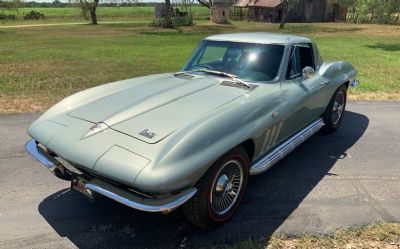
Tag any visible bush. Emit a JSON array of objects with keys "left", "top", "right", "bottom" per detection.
[
  {"left": 173, "top": 16, "right": 193, "bottom": 26},
  {"left": 0, "top": 14, "right": 16, "bottom": 20},
  {"left": 23, "top": 10, "right": 45, "bottom": 20},
  {"left": 150, "top": 16, "right": 194, "bottom": 28}
]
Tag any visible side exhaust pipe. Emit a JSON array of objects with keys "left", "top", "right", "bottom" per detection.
[{"left": 250, "top": 118, "right": 325, "bottom": 175}]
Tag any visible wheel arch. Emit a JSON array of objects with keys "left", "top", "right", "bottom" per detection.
[
  {"left": 237, "top": 139, "right": 255, "bottom": 162},
  {"left": 193, "top": 138, "right": 255, "bottom": 188}
]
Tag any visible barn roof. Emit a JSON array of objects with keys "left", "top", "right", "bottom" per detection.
[{"left": 235, "top": 0, "right": 283, "bottom": 8}]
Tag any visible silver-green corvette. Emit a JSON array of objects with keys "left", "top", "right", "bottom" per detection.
[{"left": 26, "top": 32, "right": 358, "bottom": 228}]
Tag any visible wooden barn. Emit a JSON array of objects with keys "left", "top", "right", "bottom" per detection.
[
  {"left": 287, "top": 0, "right": 346, "bottom": 22},
  {"left": 233, "top": 0, "right": 283, "bottom": 22},
  {"left": 232, "top": 0, "right": 346, "bottom": 22}
]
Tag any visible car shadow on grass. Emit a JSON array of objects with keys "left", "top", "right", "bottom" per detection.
[{"left": 38, "top": 111, "right": 369, "bottom": 249}]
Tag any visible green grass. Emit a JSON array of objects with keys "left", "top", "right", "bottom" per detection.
[
  {"left": 0, "top": 6, "right": 210, "bottom": 24},
  {"left": 0, "top": 22, "right": 399, "bottom": 112}
]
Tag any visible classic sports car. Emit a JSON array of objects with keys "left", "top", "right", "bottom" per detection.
[{"left": 26, "top": 32, "right": 358, "bottom": 228}]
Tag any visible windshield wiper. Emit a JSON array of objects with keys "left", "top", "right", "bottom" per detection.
[
  {"left": 175, "top": 69, "right": 251, "bottom": 89},
  {"left": 193, "top": 69, "right": 252, "bottom": 89}
]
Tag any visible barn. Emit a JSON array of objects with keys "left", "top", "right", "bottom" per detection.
[
  {"left": 232, "top": 0, "right": 347, "bottom": 23},
  {"left": 233, "top": 0, "right": 283, "bottom": 22}
]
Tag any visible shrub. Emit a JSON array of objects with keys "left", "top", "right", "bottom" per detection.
[
  {"left": 23, "top": 10, "right": 45, "bottom": 20},
  {"left": 0, "top": 14, "right": 16, "bottom": 20},
  {"left": 150, "top": 16, "right": 194, "bottom": 28},
  {"left": 173, "top": 16, "right": 193, "bottom": 27}
]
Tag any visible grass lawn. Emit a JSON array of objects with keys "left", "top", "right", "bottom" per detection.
[{"left": 0, "top": 21, "right": 399, "bottom": 113}]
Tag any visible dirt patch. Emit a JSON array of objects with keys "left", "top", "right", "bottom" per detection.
[
  {"left": 0, "top": 93, "right": 55, "bottom": 113},
  {"left": 349, "top": 91, "right": 400, "bottom": 101}
]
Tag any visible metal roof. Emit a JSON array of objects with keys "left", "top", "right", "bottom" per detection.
[
  {"left": 235, "top": 0, "right": 251, "bottom": 7},
  {"left": 205, "top": 32, "right": 311, "bottom": 45},
  {"left": 235, "top": 0, "right": 283, "bottom": 8}
]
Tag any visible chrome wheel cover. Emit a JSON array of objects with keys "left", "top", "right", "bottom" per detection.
[
  {"left": 210, "top": 159, "right": 244, "bottom": 216},
  {"left": 332, "top": 91, "right": 345, "bottom": 125}
]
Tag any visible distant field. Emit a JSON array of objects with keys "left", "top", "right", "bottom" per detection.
[
  {"left": 0, "top": 22, "right": 399, "bottom": 112},
  {"left": 0, "top": 6, "right": 210, "bottom": 24}
]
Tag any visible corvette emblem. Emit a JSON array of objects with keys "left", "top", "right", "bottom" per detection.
[
  {"left": 81, "top": 122, "right": 109, "bottom": 139},
  {"left": 139, "top": 129, "right": 157, "bottom": 139}
]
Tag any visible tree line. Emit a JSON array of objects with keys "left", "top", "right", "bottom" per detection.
[
  {"left": 1, "top": 0, "right": 400, "bottom": 25},
  {"left": 344, "top": 0, "right": 400, "bottom": 24},
  {"left": 280, "top": 0, "right": 400, "bottom": 26}
]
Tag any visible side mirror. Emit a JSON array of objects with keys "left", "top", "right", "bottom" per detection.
[{"left": 302, "top": 66, "right": 315, "bottom": 80}]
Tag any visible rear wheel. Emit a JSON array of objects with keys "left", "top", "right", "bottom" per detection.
[
  {"left": 322, "top": 85, "right": 347, "bottom": 133},
  {"left": 183, "top": 147, "right": 249, "bottom": 229}
]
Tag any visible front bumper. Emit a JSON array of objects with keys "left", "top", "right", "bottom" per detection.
[{"left": 25, "top": 139, "right": 197, "bottom": 213}]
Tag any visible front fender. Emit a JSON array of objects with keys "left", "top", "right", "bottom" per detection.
[{"left": 134, "top": 86, "right": 282, "bottom": 194}]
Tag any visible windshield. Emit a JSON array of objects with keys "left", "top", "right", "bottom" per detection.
[{"left": 183, "top": 40, "right": 285, "bottom": 82}]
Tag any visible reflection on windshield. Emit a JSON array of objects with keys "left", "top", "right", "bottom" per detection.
[{"left": 183, "top": 40, "right": 285, "bottom": 82}]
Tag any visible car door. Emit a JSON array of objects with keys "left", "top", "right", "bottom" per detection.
[{"left": 278, "top": 43, "right": 327, "bottom": 142}]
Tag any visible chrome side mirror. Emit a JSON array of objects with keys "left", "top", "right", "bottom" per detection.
[
  {"left": 350, "top": 79, "right": 360, "bottom": 87},
  {"left": 302, "top": 66, "right": 315, "bottom": 79}
]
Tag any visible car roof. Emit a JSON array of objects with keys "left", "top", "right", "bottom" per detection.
[{"left": 205, "top": 32, "right": 311, "bottom": 45}]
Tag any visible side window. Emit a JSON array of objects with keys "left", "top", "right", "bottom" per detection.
[{"left": 287, "top": 43, "right": 315, "bottom": 79}]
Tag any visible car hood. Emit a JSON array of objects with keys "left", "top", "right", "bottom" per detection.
[{"left": 67, "top": 74, "right": 247, "bottom": 143}]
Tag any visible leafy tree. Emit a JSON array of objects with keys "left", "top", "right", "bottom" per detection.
[
  {"left": 70, "top": 0, "right": 99, "bottom": 24},
  {"left": 349, "top": 0, "right": 400, "bottom": 23},
  {"left": 72, "top": 0, "right": 138, "bottom": 25},
  {"left": 0, "top": 0, "right": 22, "bottom": 12}
]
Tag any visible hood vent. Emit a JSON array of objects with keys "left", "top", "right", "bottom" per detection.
[{"left": 220, "top": 80, "right": 258, "bottom": 90}]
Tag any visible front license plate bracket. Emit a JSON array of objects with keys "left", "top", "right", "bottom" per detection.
[{"left": 71, "top": 174, "right": 94, "bottom": 199}]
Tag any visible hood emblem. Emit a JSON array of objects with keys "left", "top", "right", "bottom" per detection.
[
  {"left": 139, "top": 129, "right": 157, "bottom": 139},
  {"left": 81, "top": 122, "right": 109, "bottom": 139}
]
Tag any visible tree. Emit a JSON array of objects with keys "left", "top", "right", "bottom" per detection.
[
  {"left": 353, "top": 0, "right": 400, "bottom": 23},
  {"left": 164, "top": 0, "right": 173, "bottom": 28},
  {"left": 279, "top": 0, "right": 298, "bottom": 29},
  {"left": 0, "top": 0, "right": 22, "bottom": 12},
  {"left": 76, "top": 0, "right": 99, "bottom": 24},
  {"left": 198, "top": 0, "right": 212, "bottom": 8}
]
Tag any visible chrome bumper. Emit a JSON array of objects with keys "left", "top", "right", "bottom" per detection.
[
  {"left": 25, "top": 139, "right": 71, "bottom": 180},
  {"left": 25, "top": 139, "right": 197, "bottom": 213}
]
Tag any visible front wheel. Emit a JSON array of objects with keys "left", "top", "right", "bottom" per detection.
[
  {"left": 183, "top": 147, "right": 249, "bottom": 229},
  {"left": 322, "top": 85, "right": 347, "bottom": 133}
]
